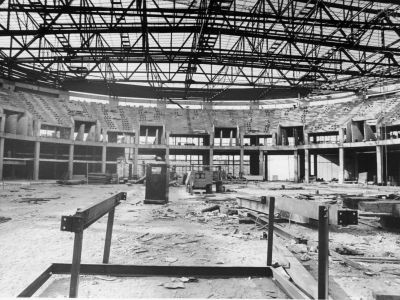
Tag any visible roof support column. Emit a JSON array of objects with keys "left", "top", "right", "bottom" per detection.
[
  {"left": 101, "top": 144, "right": 106, "bottom": 173},
  {"left": 304, "top": 148, "right": 309, "bottom": 183},
  {"left": 68, "top": 144, "right": 74, "bottom": 180},
  {"left": 259, "top": 150, "right": 264, "bottom": 179},
  {"left": 294, "top": 149, "right": 299, "bottom": 183},
  {"left": 339, "top": 147, "right": 344, "bottom": 184},
  {"left": 376, "top": 145, "right": 383, "bottom": 185},
  {"left": 34, "top": 141, "right": 40, "bottom": 181}
]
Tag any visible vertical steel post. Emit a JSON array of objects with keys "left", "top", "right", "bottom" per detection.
[
  {"left": 69, "top": 230, "right": 83, "bottom": 298},
  {"left": 318, "top": 205, "right": 329, "bottom": 300},
  {"left": 267, "top": 196, "right": 275, "bottom": 266},
  {"left": 102, "top": 208, "right": 115, "bottom": 264}
]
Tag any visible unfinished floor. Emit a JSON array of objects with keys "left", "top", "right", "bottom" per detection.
[{"left": 0, "top": 181, "right": 400, "bottom": 299}]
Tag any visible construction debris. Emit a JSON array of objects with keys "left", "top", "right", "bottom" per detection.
[
  {"left": 18, "top": 196, "right": 60, "bottom": 204},
  {"left": 87, "top": 173, "right": 114, "bottom": 184},
  {"left": 201, "top": 205, "right": 220, "bottom": 213},
  {"left": 0, "top": 216, "right": 11, "bottom": 224}
]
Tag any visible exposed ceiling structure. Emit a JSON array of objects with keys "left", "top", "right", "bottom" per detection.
[{"left": 0, "top": 0, "right": 400, "bottom": 100}]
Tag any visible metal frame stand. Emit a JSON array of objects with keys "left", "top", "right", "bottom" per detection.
[{"left": 60, "top": 192, "right": 126, "bottom": 298}]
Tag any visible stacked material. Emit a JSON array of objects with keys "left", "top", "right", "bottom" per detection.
[{"left": 88, "top": 173, "right": 113, "bottom": 184}]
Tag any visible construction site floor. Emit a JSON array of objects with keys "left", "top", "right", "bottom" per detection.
[{"left": 0, "top": 181, "right": 399, "bottom": 299}]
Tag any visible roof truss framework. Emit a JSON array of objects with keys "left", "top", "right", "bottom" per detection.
[{"left": 0, "top": 0, "right": 400, "bottom": 99}]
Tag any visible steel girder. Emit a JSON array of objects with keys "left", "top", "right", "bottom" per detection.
[{"left": 0, "top": 0, "right": 400, "bottom": 99}]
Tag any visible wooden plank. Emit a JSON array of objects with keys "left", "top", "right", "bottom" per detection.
[
  {"left": 271, "top": 267, "right": 310, "bottom": 299},
  {"left": 274, "top": 238, "right": 319, "bottom": 299}
]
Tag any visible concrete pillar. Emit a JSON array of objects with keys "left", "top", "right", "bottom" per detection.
[
  {"left": 304, "top": 131, "right": 309, "bottom": 145},
  {"left": 68, "top": 144, "right": 74, "bottom": 180},
  {"left": 34, "top": 141, "right": 40, "bottom": 180},
  {"left": 133, "top": 146, "right": 139, "bottom": 177},
  {"left": 145, "top": 128, "right": 148, "bottom": 144},
  {"left": 229, "top": 130, "right": 233, "bottom": 147},
  {"left": 155, "top": 128, "right": 159, "bottom": 145},
  {"left": 294, "top": 150, "right": 299, "bottom": 182},
  {"left": 354, "top": 152, "right": 359, "bottom": 180},
  {"left": 313, "top": 154, "right": 318, "bottom": 178},
  {"left": 339, "top": 128, "right": 345, "bottom": 143},
  {"left": 165, "top": 147, "right": 170, "bottom": 165},
  {"left": 209, "top": 132, "right": 214, "bottom": 147},
  {"left": 259, "top": 150, "right": 264, "bottom": 179},
  {"left": 209, "top": 148, "right": 213, "bottom": 170},
  {"left": 264, "top": 151, "right": 268, "bottom": 181},
  {"left": 0, "top": 117, "right": 5, "bottom": 180},
  {"left": 339, "top": 147, "right": 344, "bottom": 184},
  {"left": 0, "top": 138, "right": 4, "bottom": 180},
  {"left": 376, "top": 145, "right": 383, "bottom": 184},
  {"left": 239, "top": 147, "right": 244, "bottom": 176},
  {"left": 101, "top": 145, "right": 106, "bottom": 173},
  {"left": 304, "top": 148, "right": 309, "bottom": 183}
]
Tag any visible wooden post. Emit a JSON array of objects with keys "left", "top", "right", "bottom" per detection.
[
  {"left": 318, "top": 206, "right": 329, "bottom": 300},
  {"left": 69, "top": 230, "right": 83, "bottom": 298},
  {"left": 267, "top": 196, "right": 275, "bottom": 266},
  {"left": 103, "top": 208, "right": 115, "bottom": 264}
]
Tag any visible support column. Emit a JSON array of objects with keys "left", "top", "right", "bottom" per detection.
[
  {"left": 239, "top": 147, "right": 244, "bottom": 176},
  {"left": 304, "top": 149, "right": 309, "bottom": 183},
  {"left": 354, "top": 152, "right": 359, "bottom": 180},
  {"left": 33, "top": 141, "right": 40, "bottom": 180},
  {"left": 165, "top": 147, "right": 170, "bottom": 165},
  {"left": 133, "top": 146, "right": 138, "bottom": 178},
  {"left": 209, "top": 148, "right": 213, "bottom": 170},
  {"left": 68, "top": 144, "right": 74, "bottom": 180},
  {"left": 339, "top": 147, "right": 344, "bottom": 184},
  {"left": 294, "top": 150, "right": 299, "bottom": 182},
  {"left": 0, "top": 137, "right": 4, "bottom": 181},
  {"left": 264, "top": 151, "right": 268, "bottom": 181},
  {"left": 376, "top": 145, "right": 383, "bottom": 185},
  {"left": 259, "top": 150, "right": 264, "bottom": 179},
  {"left": 101, "top": 145, "right": 106, "bottom": 173},
  {"left": 313, "top": 154, "right": 318, "bottom": 178}
]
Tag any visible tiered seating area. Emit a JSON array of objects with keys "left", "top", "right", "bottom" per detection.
[
  {"left": 351, "top": 95, "right": 400, "bottom": 121},
  {"left": 1, "top": 87, "right": 400, "bottom": 136},
  {"left": 304, "top": 102, "right": 358, "bottom": 132},
  {"left": 382, "top": 100, "right": 400, "bottom": 125}
]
